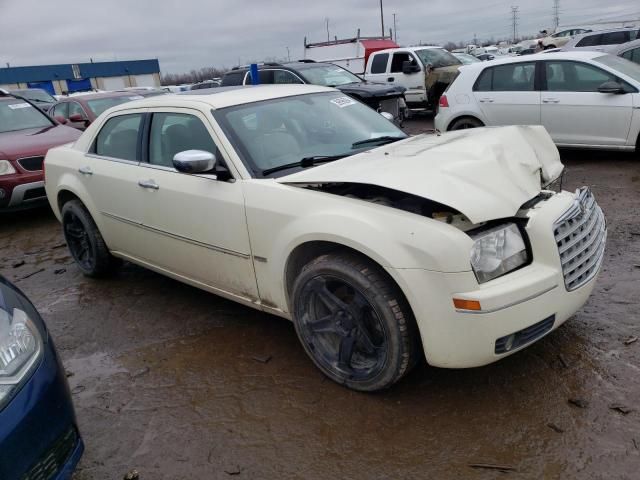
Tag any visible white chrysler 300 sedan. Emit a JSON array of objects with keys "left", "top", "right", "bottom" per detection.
[{"left": 45, "top": 85, "right": 606, "bottom": 391}]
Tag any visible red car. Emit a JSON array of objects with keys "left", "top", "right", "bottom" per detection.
[
  {"left": 49, "top": 91, "right": 146, "bottom": 130},
  {"left": 0, "top": 90, "right": 81, "bottom": 212}
]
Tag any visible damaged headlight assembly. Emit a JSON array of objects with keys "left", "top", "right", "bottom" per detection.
[
  {"left": 0, "top": 306, "right": 43, "bottom": 409},
  {"left": 469, "top": 223, "right": 529, "bottom": 283}
]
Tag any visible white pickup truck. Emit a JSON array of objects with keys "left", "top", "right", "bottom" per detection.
[{"left": 364, "top": 46, "right": 462, "bottom": 111}]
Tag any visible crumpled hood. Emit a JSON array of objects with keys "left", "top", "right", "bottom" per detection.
[{"left": 277, "top": 125, "right": 564, "bottom": 224}]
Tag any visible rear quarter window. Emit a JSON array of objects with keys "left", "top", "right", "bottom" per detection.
[
  {"left": 576, "top": 34, "right": 602, "bottom": 47},
  {"left": 93, "top": 114, "right": 143, "bottom": 161}
]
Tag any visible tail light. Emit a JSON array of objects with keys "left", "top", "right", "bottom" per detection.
[{"left": 439, "top": 95, "right": 449, "bottom": 108}]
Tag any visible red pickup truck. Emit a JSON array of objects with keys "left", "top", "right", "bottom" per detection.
[{"left": 0, "top": 90, "right": 81, "bottom": 212}]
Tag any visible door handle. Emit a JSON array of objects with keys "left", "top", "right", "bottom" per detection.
[
  {"left": 387, "top": 77, "right": 395, "bottom": 82},
  {"left": 78, "top": 166, "right": 93, "bottom": 175},
  {"left": 543, "top": 98, "right": 560, "bottom": 103},
  {"left": 479, "top": 98, "right": 494, "bottom": 103},
  {"left": 138, "top": 179, "right": 159, "bottom": 190}
]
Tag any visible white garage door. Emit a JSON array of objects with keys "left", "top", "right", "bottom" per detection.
[
  {"left": 101, "top": 76, "right": 126, "bottom": 90},
  {"left": 133, "top": 74, "right": 157, "bottom": 87}
]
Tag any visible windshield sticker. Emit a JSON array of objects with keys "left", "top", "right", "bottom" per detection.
[
  {"left": 8, "top": 103, "right": 33, "bottom": 110},
  {"left": 330, "top": 96, "right": 357, "bottom": 108}
]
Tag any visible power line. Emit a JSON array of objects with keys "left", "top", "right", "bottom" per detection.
[
  {"left": 511, "top": 6, "right": 520, "bottom": 42},
  {"left": 553, "top": 0, "right": 561, "bottom": 29}
]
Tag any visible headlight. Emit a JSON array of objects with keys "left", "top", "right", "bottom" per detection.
[
  {"left": 470, "top": 223, "right": 529, "bottom": 283},
  {"left": 0, "top": 160, "right": 16, "bottom": 176},
  {"left": 0, "top": 306, "right": 43, "bottom": 409}
]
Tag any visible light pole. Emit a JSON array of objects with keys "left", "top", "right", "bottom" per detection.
[
  {"left": 379, "top": 0, "right": 385, "bottom": 37},
  {"left": 393, "top": 13, "right": 397, "bottom": 42}
]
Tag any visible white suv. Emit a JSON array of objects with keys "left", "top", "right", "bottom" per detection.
[
  {"left": 435, "top": 51, "right": 640, "bottom": 151},
  {"left": 45, "top": 85, "right": 605, "bottom": 391}
]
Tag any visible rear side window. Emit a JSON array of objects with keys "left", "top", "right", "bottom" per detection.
[
  {"left": 94, "top": 114, "right": 142, "bottom": 161},
  {"left": 273, "top": 70, "right": 304, "bottom": 84},
  {"left": 222, "top": 72, "right": 244, "bottom": 86},
  {"left": 370, "top": 54, "right": 389, "bottom": 74},
  {"left": 244, "top": 70, "right": 273, "bottom": 85},
  {"left": 473, "top": 62, "right": 535, "bottom": 91},
  {"left": 601, "top": 31, "right": 630, "bottom": 45},
  {"left": 576, "top": 34, "right": 602, "bottom": 47}
]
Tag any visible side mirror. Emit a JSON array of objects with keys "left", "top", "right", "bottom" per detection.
[
  {"left": 597, "top": 81, "right": 625, "bottom": 94},
  {"left": 173, "top": 150, "right": 217, "bottom": 174},
  {"left": 402, "top": 61, "right": 421, "bottom": 74},
  {"left": 54, "top": 115, "right": 67, "bottom": 125},
  {"left": 69, "top": 113, "right": 88, "bottom": 123},
  {"left": 379, "top": 111, "right": 395, "bottom": 122}
]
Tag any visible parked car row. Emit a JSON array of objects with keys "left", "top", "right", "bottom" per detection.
[{"left": 435, "top": 51, "right": 640, "bottom": 152}]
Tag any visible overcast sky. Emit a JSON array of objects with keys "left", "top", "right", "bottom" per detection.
[{"left": 1, "top": 0, "right": 639, "bottom": 74}]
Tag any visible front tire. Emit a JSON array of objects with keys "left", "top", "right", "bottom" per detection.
[
  {"left": 291, "top": 253, "right": 421, "bottom": 392},
  {"left": 61, "top": 200, "right": 120, "bottom": 277},
  {"left": 449, "top": 116, "right": 484, "bottom": 130}
]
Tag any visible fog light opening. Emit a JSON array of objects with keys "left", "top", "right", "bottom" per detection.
[{"left": 503, "top": 334, "right": 516, "bottom": 352}]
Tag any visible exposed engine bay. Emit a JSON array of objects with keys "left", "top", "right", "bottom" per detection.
[{"left": 305, "top": 182, "right": 478, "bottom": 231}]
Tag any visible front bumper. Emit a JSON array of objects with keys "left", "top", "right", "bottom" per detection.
[
  {"left": 389, "top": 190, "right": 605, "bottom": 368},
  {"left": 0, "top": 335, "right": 84, "bottom": 479},
  {"left": 0, "top": 172, "right": 47, "bottom": 211}
]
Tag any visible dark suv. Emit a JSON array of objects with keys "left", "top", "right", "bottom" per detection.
[
  {"left": 222, "top": 61, "right": 408, "bottom": 124},
  {"left": 0, "top": 90, "right": 81, "bottom": 211}
]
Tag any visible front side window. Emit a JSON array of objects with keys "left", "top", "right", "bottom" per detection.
[
  {"left": 68, "top": 102, "right": 86, "bottom": 118},
  {"left": 149, "top": 113, "right": 218, "bottom": 168},
  {"left": 94, "top": 114, "right": 142, "bottom": 161},
  {"left": 0, "top": 99, "right": 54, "bottom": 133},
  {"left": 273, "top": 70, "right": 304, "bottom": 84},
  {"left": 296, "top": 64, "right": 361, "bottom": 86},
  {"left": 215, "top": 92, "right": 406, "bottom": 178},
  {"left": 414, "top": 48, "right": 461, "bottom": 68},
  {"left": 473, "top": 62, "right": 535, "bottom": 91},
  {"left": 370, "top": 54, "right": 389, "bottom": 74},
  {"left": 51, "top": 102, "right": 69, "bottom": 119},
  {"left": 545, "top": 61, "right": 617, "bottom": 92}
]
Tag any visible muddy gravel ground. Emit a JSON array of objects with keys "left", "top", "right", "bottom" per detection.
[{"left": 1, "top": 117, "right": 639, "bottom": 480}]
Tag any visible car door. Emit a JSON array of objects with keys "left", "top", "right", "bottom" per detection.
[
  {"left": 137, "top": 108, "right": 259, "bottom": 299},
  {"left": 387, "top": 51, "right": 425, "bottom": 105},
  {"left": 82, "top": 111, "right": 148, "bottom": 257},
  {"left": 472, "top": 61, "right": 541, "bottom": 126},
  {"left": 540, "top": 60, "right": 633, "bottom": 146}
]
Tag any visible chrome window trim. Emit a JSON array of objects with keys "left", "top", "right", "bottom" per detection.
[{"left": 85, "top": 153, "right": 140, "bottom": 165}]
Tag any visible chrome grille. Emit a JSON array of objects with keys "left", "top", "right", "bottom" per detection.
[
  {"left": 553, "top": 187, "right": 606, "bottom": 291},
  {"left": 17, "top": 156, "right": 44, "bottom": 172}
]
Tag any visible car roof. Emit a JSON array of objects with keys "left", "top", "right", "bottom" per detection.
[
  {"left": 370, "top": 46, "right": 445, "bottom": 55},
  {"left": 614, "top": 38, "right": 640, "bottom": 52},
  {"left": 58, "top": 91, "right": 138, "bottom": 101},
  {"left": 459, "top": 50, "right": 609, "bottom": 71},
  {"left": 116, "top": 84, "right": 335, "bottom": 110}
]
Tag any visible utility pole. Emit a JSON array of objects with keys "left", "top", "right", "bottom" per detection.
[
  {"left": 379, "top": 0, "right": 385, "bottom": 37},
  {"left": 325, "top": 18, "right": 330, "bottom": 42},
  {"left": 511, "top": 6, "right": 520, "bottom": 43},
  {"left": 286, "top": 46, "right": 290, "bottom": 62},
  {"left": 553, "top": 0, "right": 561, "bottom": 29},
  {"left": 393, "top": 13, "right": 397, "bottom": 42},
  {"left": 473, "top": 33, "right": 478, "bottom": 45}
]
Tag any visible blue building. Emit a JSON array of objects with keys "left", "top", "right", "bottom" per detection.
[{"left": 0, "top": 59, "right": 161, "bottom": 95}]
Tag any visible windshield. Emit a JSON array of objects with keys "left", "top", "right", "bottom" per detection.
[
  {"left": 594, "top": 54, "right": 640, "bottom": 83},
  {"left": 415, "top": 48, "right": 462, "bottom": 68},
  {"left": 454, "top": 53, "right": 481, "bottom": 64},
  {"left": 86, "top": 96, "right": 137, "bottom": 117},
  {"left": 13, "top": 89, "right": 56, "bottom": 103},
  {"left": 296, "top": 64, "right": 362, "bottom": 86},
  {"left": 0, "top": 99, "right": 53, "bottom": 133},
  {"left": 215, "top": 92, "right": 407, "bottom": 177}
]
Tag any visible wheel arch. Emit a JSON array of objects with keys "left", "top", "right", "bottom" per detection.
[{"left": 447, "top": 114, "right": 485, "bottom": 131}]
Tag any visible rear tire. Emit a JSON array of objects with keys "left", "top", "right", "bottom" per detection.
[
  {"left": 291, "top": 253, "right": 421, "bottom": 392},
  {"left": 449, "top": 116, "right": 484, "bottom": 130},
  {"left": 61, "top": 200, "right": 120, "bottom": 277}
]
